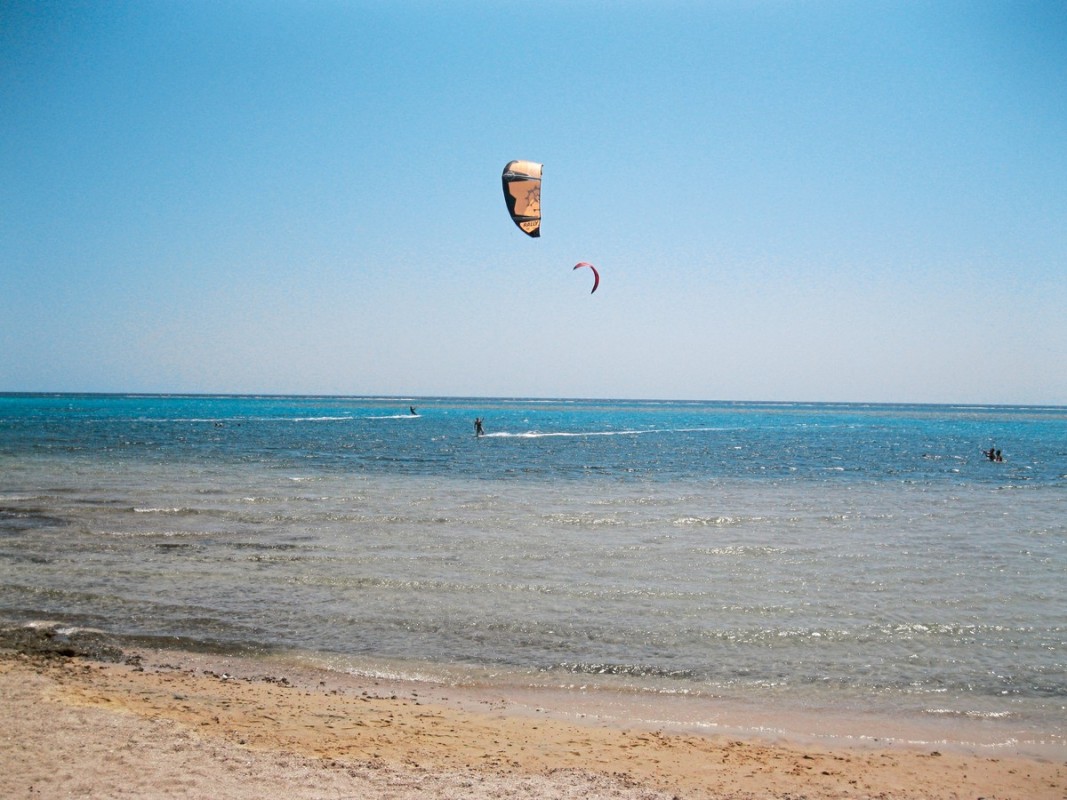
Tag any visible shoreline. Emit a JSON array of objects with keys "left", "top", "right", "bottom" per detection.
[
  {"left": 1, "top": 626, "right": 1064, "bottom": 799},
  {"left": 296, "top": 652, "right": 1066, "bottom": 763}
]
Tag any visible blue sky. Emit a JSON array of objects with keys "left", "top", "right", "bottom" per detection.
[{"left": 3, "top": 1, "right": 1065, "bottom": 404}]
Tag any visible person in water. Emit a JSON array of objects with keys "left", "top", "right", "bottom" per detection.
[
  {"left": 474, "top": 417, "right": 484, "bottom": 437},
  {"left": 983, "top": 446, "right": 1004, "bottom": 462},
  {"left": 409, "top": 406, "right": 417, "bottom": 415}
]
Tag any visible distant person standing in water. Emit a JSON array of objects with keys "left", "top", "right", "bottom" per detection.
[
  {"left": 983, "top": 444, "right": 1005, "bottom": 462},
  {"left": 474, "top": 417, "right": 484, "bottom": 437}
]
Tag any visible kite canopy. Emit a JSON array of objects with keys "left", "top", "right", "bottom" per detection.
[
  {"left": 574, "top": 261, "right": 600, "bottom": 294},
  {"left": 501, "top": 160, "right": 542, "bottom": 237}
]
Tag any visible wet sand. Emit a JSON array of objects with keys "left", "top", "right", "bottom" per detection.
[{"left": 1, "top": 629, "right": 1064, "bottom": 799}]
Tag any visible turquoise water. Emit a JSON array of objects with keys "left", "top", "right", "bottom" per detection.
[{"left": 1, "top": 394, "right": 1065, "bottom": 753}]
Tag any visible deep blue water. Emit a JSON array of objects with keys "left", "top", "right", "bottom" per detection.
[{"left": 4, "top": 393, "right": 1063, "bottom": 483}]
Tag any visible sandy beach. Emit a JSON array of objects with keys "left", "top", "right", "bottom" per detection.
[{"left": 1, "top": 627, "right": 1063, "bottom": 799}]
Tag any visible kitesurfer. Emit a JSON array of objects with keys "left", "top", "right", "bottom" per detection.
[
  {"left": 409, "top": 406, "right": 417, "bottom": 415},
  {"left": 474, "top": 417, "right": 484, "bottom": 437}
]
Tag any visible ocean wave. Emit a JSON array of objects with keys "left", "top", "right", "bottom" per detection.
[
  {"left": 692, "top": 545, "right": 785, "bottom": 558},
  {"left": 923, "top": 708, "right": 1016, "bottom": 720},
  {"left": 483, "top": 426, "right": 725, "bottom": 439},
  {"left": 482, "top": 430, "right": 642, "bottom": 438},
  {"left": 673, "top": 515, "right": 750, "bottom": 527},
  {"left": 549, "top": 661, "right": 696, "bottom": 680},
  {"left": 132, "top": 507, "right": 202, "bottom": 515},
  {"left": 101, "top": 528, "right": 209, "bottom": 538}
]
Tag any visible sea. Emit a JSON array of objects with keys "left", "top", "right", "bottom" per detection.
[{"left": 1, "top": 393, "right": 1065, "bottom": 757}]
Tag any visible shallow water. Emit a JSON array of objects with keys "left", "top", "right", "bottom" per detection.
[{"left": 1, "top": 394, "right": 1065, "bottom": 754}]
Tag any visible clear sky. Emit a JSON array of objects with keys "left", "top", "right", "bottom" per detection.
[{"left": 3, "top": 1, "right": 1065, "bottom": 404}]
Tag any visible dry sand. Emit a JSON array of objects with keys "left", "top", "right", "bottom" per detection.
[{"left": 1, "top": 637, "right": 1064, "bottom": 799}]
